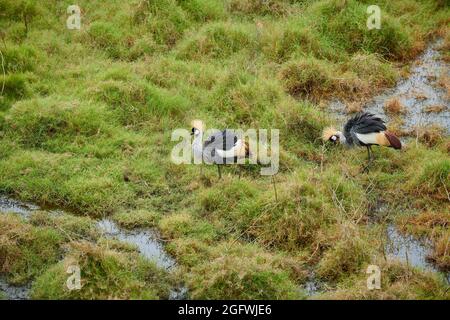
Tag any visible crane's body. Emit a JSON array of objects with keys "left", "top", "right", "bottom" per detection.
[
  {"left": 191, "top": 120, "right": 248, "bottom": 178},
  {"left": 323, "top": 112, "right": 401, "bottom": 171}
]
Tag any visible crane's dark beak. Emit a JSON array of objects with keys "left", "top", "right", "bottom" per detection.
[{"left": 190, "top": 128, "right": 195, "bottom": 136}]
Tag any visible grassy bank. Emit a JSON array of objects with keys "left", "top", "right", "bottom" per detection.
[{"left": 0, "top": 0, "right": 449, "bottom": 299}]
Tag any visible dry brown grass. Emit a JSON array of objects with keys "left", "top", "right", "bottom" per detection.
[
  {"left": 399, "top": 66, "right": 411, "bottom": 79},
  {"left": 411, "top": 89, "right": 428, "bottom": 101},
  {"left": 439, "top": 27, "right": 450, "bottom": 62},
  {"left": 317, "top": 259, "right": 449, "bottom": 300},
  {"left": 437, "top": 25, "right": 450, "bottom": 59},
  {"left": 387, "top": 117, "right": 409, "bottom": 137},
  {"left": 345, "top": 102, "right": 363, "bottom": 114},
  {"left": 437, "top": 74, "right": 450, "bottom": 100},
  {"left": 227, "top": 0, "right": 291, "bottom": 16},
  {"left": 429, "top": 231, "right": 450, "bottom": 271},
  {"left": 423, "top": 104, "right": 447, "bottom": 113},
  {"left": 384, "top": 97, "right": 406, "bottom": 114},
  {"left": 409, "top": 39, "right": 426, "bottom": 59},
  {"left": 414, "top": 124, "right": 446, "bottom": 148},
  {"left": 278, "top": 57, "right": 366, "bottom": 102},
  {"left": 398, "top": 211, "right": 449, "bottom": 236},
  {"left": 397, "top": 211, "right": 449, "bottom": 272}
]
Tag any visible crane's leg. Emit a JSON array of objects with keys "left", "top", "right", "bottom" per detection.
[
  {"left": 362, "top": 146, "right": 373, "bottom": 173},
  {"left": 217, "top": 165, "right": 222, "bottom": 179}
]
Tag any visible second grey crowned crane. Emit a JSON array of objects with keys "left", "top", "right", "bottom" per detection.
[
  {"left": 191, "top": 119, "right": 249, "bottom": 178},
  {"left": 322, "top": 112, "right": 402, "bottom": 171}
]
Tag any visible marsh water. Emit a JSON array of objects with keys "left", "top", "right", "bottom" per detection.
[
  {"left": 329, "top": 39, "right": 450, "bottom": 132},
  {"left": 0, "top": 278, "right": 30, "bottom": 300},
  {"left": 303, "top": 40, "right": 450, "bottom": 296},
  {"left": 0, "top": 197, "right": 38, "bottom": 218},
  {"left": 96, "top": 219, "right": 177, "bottom": 270},
  {"left": 303, "top": 224, "right": 449, "bottom": 297},
  {"left": 0, "top": 195, "right": 186, "bottom": 300},
  {"left": 1, "top": 40, "right": 449, "bottom": 299},
  {"left": 96, "top": 219, "right": 187, "bottom": 299},
  {"left": 385, "top": 225, "right": 448, "bottom": 280}
]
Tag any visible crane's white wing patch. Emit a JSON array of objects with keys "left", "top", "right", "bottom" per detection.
[
  {"left": 216, "top": 139, "right": 242, "bottom": 158},
  {"left": 355, "top": 132, "right": 378, "bottom": 145}
]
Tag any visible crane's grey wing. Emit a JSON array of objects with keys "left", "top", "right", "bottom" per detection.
[
  {"left": 204, "top": 130, "right": 237, "bottom": 150},
  {"left": 203, "top": 130, "right": 239, "bottom": 164},
  {"left": 343, "top": 112, "right": 386, "bottom": 146}
]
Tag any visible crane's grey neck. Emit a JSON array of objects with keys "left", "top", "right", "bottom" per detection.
[
  {"left": 192, "top": 130, "right": 203, "bottom": 156},
  {"left": 337, "top": 131, "right": 348, "bottom": 145}
]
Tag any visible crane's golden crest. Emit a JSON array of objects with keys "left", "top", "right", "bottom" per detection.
[
  {"left": 322, "top": 127, "right": 338, "bottom": 141},
  {"left": 191, "top": 119, "right": 204, "bottom": 131}
]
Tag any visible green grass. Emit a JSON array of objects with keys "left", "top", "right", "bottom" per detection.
[
  {"left": 0, "top": 0, "right": 449, "bottom": 299},
  {"left": 317, "top": 259, "right": 450, "bottom": 300},
  {"left": 1, "top": 44, "right": 38, "bottom": 73},
  {"left": 29, "top": 210, "right": 99, "bottom": 241},
  {"left": 0, "top": 213, "right": 64, "bottom": 285},
  {"left": 31, "top": 241, "right": 173, "bottom": 299},
  {"left": 112, "top": 210, "right": 160, "bottom": 229},
  {"left": 184, "top": 242, "right": 306, "bottom": 299},
  {"left": 0, "top": 211, "right": 173, "bottom": 298}
]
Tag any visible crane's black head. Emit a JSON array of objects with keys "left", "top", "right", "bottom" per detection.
[
  {"left": 190, "top": 119, "right": 204, "bottom": 136},
  {"left": 322, "top": 127, "right": 340, "bottom": 144},
  {"left": 329, "top": 134, "right": 339, "bottom": 143},
  {"left": 191, "top": 127, "right": 200, "bottom": 136}
]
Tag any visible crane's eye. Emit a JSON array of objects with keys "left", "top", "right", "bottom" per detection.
[{"left": 330, "top": 135, "right": 338, "bottom": 142}]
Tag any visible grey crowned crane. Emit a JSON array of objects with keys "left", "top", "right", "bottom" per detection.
[
  {"left": 191, "top": 120, "right": 249, "bottom": 178},
  {"left": 322, "top": 112, "right": 402, "bottom": 171}
]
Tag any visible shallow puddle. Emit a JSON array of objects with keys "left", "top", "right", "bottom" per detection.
[
  {"left": 96, "top": 219, "right": 187, "bottom": 299},
  {"left": 367, "top": 203, "right": 441, "bottom": 275},
  {"left": 329, "top": 39, "right": 450, "bottom": 132},
  {"left": 97, "top": 219, "right": 177, "bottom": 270},
  {"left": 385, "top": 224, "right": 449, "bottom": 283},
  {"left": 0, "top": 196, "right": 39, "bottom": 218},
  {"left": 303, "top": 272, "right": 325, "bottom": 297},
  {"left": 0, "top": 195, "right": 187, "bottom": 300},
  {"left": 0, "top": 278, "right": 31, "bottom": 300}
]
